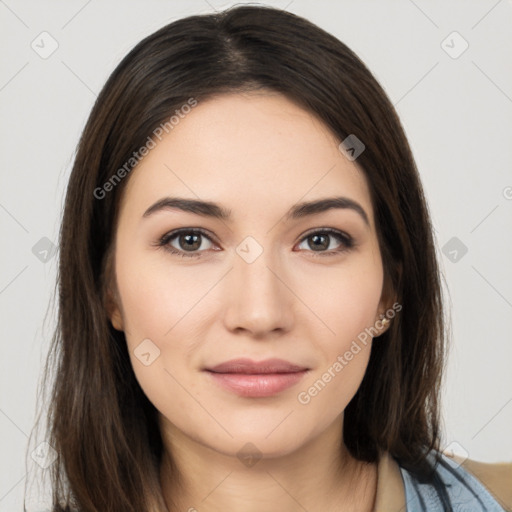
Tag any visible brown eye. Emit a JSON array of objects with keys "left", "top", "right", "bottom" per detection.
[
  {"left": 307, "top": 233, "right": 330, "bottom": 251},
  {"left": 296, "top": 229, "right": 353, "bottom": 256},
  {"left": 177, "top": 233, "right": 202, "bottom": 251},
  {"left": 158, "top": 228, "right": 216, "bottom": 258}
]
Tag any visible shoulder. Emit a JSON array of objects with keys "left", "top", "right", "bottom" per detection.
[
  {"left": 447, "top": 452, "right": 512, "bottom": 512},
  {"left": 398, "top": 450, "right": 512, "bottom": 511}
]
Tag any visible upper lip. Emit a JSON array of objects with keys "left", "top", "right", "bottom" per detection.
[{"left": 205, "top": 358, "right": 308, "bottom": 374}]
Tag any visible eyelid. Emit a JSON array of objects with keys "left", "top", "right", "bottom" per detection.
[
  {"left": 295, "top": 227, "right": 354, "bottom": 256},
  {"left": 299, "top": 226, "right": 351, "bottom": 239},
  {"left": 153, "top": 227, "right": 219, "bottom": 259},
  {"left": 158, "top": 227, "right": 217, "bottom": 245}
]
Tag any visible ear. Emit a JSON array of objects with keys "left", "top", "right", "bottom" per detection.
[
  {"left": 105, "top": 287, "right": 124, "bottom": 331},
  {"left": 375, "top": 270, "right": 399, "bottom": 336},
  {"left": 102, "top": 247, "right": 124, "bottom": 331}
]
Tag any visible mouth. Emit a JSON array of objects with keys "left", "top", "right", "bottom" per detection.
[{"left": 203, "top": 358, "right": 310, "bottom": 398}]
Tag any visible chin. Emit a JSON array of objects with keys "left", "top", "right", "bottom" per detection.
[
  {"left": 198, "top": 417, "right": 318, "bottom": 462},
  {"left": 212, "top": 435, "right": 306, "bottom": 462}
]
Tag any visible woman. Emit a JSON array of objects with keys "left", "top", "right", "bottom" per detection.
[{"left": 32, "top": 4, "right": 511, "bottom": 511}]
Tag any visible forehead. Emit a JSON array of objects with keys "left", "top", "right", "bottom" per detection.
[{"left": 120, "top": 92, "right": 373, "bottom": 224}]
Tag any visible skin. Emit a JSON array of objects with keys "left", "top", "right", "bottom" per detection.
[{"left": 106, "top": 91, "right": 394, "bottom": 512}]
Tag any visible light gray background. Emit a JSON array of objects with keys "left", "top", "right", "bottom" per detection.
[{"left": 1, "top": 0, "right": 511, "bottom": 509}]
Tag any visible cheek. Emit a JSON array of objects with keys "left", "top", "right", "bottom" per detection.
[
  {"left": 114, "top": 248, "right": 221, "bottom": 410},
  {"left": 295, "top": 254, "right": 383, "bottom": 410},
  {"left": 300, "top": 251, "right": 384, "bottom": 346},
  {"left": 115, "top": 255, "right": 208, "bottom": 422},
  {"left": 115, "top": 247, "right": 215, "bottom": 343}
]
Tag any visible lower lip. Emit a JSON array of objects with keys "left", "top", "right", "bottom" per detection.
[{"left": 205, "top": 370, "right": 308, "bottom": 397}]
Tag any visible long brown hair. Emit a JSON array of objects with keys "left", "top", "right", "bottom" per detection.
[{"left": 28, "top": 5, "right": 446, "bottom": 511}]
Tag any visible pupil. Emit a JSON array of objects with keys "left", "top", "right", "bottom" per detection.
[
  {"left": 181, "top": 233, "right": 200, "bottom": 250},
  {"left": 310, "top": 234, "right": 328, "bottom": 251}
]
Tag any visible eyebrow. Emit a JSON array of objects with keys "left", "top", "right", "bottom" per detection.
[{"left": 142, "top": 196, "right": 369, "bottom": 226}]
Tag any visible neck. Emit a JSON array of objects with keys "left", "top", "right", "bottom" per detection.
[{"left": 159, "top": 416, "right": 377, "bottom": 512}]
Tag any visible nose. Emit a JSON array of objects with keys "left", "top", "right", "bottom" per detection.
[{"left": 222, "top": 246, "right": 295, "bottom": 338}]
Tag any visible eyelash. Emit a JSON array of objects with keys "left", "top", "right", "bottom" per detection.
[{"left": 155, "top": 227, "right": 354, "bottom": 259}]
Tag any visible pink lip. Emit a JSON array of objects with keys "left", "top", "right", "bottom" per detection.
[{"left": 204, "top": 358, "right": 309, "bottom": 398}]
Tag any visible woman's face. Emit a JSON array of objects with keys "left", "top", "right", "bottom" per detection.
[{"left": 107, "top": 92, "right": 391, "bottom": 459}]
